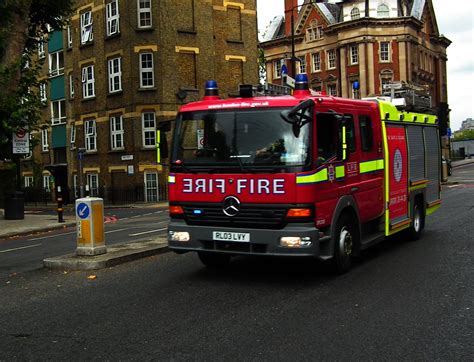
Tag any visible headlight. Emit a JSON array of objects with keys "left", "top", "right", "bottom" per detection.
[{"left": 280, "top": 236, "right": 312, "bottom": 248}]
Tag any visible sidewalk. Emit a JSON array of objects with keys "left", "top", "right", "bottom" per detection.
[
  {"left": 452, "top": 158, "right": 474, "bottom": 168},
  {"left": 1, "top": 202, "right": 170, "bottom": 272}
]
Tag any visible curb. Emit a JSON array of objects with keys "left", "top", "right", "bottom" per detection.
[
  {"left": 0, "top": 221, "right": 76, "bottom": 239},
  {"left": 43, "top": 238, "right": 169, "bottom": 271}
]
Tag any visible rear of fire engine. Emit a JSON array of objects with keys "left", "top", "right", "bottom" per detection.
[{"left": 167, "top": 75, "right": 441, "bottom": 273}]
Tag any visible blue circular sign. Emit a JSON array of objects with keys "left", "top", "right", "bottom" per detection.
[{"left": 77, "top": 203, "right": 90, "bottom": 219}]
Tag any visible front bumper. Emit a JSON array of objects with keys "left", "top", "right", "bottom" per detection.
[{"left": 168, "top": 219, "right": 323, "bottom": 258}]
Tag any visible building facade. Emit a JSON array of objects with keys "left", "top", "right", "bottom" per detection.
[
  {"left": 24, "top": 0, "right": 258, "bottom": 204},
  {"left": 261, "top": 0, "right": 451, "bottom": 147}
]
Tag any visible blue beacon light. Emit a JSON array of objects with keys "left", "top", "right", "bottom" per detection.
[{"left": 204, "top": 80, "right": 219, "bottom": 100}]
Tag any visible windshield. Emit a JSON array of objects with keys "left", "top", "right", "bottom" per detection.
[{"left": 172, "top": 108, "right": 311, "bottom": 171}]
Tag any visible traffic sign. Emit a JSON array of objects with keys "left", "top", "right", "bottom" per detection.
[
  {"left": 12, "top": 128, "right": 30, "bottom": 154},
  {"left": 76, "top": 202, "right": 90, "bottom": 219}
]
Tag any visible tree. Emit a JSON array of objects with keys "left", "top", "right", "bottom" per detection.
[
  {"left": 453, "top": 130, "right": 474, "bottom": 141},
  {"left": 0, "top": 0, "right": 74, "bottom": 159}
]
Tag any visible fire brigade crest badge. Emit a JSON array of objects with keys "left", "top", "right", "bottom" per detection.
[{"left": 328, "top": 164, "right": 335, "bottom": 183}]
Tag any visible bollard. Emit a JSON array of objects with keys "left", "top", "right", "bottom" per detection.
[
  {"left": 57, "top": 188, "right": 64, "bottom": 223},
  {"left": 57, "top": 196, "right": 64, "bottom": 223},
  {"left": 75, "top": 197, "right": 106, "bottom": 256}
]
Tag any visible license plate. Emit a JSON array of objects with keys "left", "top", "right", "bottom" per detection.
[{"left": 212, "top": 231, "right": 250, "bottom": 242}]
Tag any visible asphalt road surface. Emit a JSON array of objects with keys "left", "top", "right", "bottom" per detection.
[
  {"left": 0, "top": 207, "right": 169, "bottom": 278},
  {"left": 1, "top": 178, "right": 473, "bottom": 359}
]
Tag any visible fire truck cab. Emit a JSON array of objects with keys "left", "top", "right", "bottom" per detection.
[{"left": 167, "top": 75, "right": 441, "bottom": 273}]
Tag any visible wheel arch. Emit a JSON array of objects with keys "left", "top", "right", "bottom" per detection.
[{"left": 320, "top": 195, "right": 362, "bottom": 259}]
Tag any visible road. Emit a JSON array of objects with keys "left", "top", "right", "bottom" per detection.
[
  {"left": 0, "top": 206, "right": 169, "bottom": 278},
  {"left": 1, "top": 172, "right": 473, "bottom": 359}
]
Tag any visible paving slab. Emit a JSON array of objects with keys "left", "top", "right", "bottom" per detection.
[{"left": 43, "top": 237, "right": 169, "bottom": 271}]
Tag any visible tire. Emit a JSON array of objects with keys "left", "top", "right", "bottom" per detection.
[
  {"left": 332, "top": 214, "right": 356, "bottom": 274},
  {"left": 408, "top": 201, "right": 425, "bottom": 241},
  {"left": 198, "top": 252, "right": 231, "bottom": 268}
]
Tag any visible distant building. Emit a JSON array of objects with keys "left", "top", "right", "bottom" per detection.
[
  {"left": 260, "top": 0, "right": 451, "bottom": 149},
  {"left": 23, "top": 0, "right": 258, "bottom": 204},
  {"left": 460, "top": 118, "right": 474, "bottom": 131}
]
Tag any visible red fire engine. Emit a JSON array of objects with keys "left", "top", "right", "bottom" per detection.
[{"left": 167, "top": 75, "right": 441, "bottom": 273}]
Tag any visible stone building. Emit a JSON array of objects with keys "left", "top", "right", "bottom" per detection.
[
  {"left": 25, "top": 0, "right": 258, "bottom": 204},
  {"left": 260, "top": 0, "right": 451, "bottom": 147}
]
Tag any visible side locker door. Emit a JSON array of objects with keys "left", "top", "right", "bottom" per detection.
[{"left": 385, "top": 124, "right": 409, "bottom": 226}]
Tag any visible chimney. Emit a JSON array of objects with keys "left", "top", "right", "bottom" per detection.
[{"left": 285, "top": 0, "right": 299, "bottom": 36}]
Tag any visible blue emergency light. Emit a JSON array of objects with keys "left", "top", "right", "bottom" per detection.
[
  {"left": 204, "top": 80, "right": 219, "bottom": 98},
  {"left": 295, "top": 74, "right": 309, "bottom": 91}
]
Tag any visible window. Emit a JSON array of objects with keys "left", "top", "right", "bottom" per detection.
[
  {"left": 350, "top": 7, "right": 360, "bottom": 20},
  {"left": 306, "top": 21, "right": 323, "bottom": 42},
  {"left": 110, "top": 115, "right": 124, "bottom": 150},
  {"left": 86, "top": 173, "right": 99, "bottom": 197},
  {"left": 139, "top": 53, "right": 154, "bottom": 88},
  {"left": 350, "top": 45, "right": 358, "bottom": 65},
  {"left": 343, "top": 115, "right": 356, "bottom": 153},
  {"left": 82, "top": 64, "right": 95, "bottom": 98},
  {"left": 43, "top": 175, "right": 51, "bottom": 192},
  {"left": 85, "top": 119, "right": 97, "bottom": 151},
  {"left": 138, "top": 0, "right": 152, "bottom": 28},
  {"left": 51, "top": 99, "right": 66, "bottom": 125},
  {"left": 273, "top": 60, "right": 282, "bottom": 79},
  {"left": 41, "top": 128, "right": 49, "bottom": 151},
  {"left": 327, "top": 49, "right": 336, "bottom": 69},
  {"left": 316, "top": 113, "right": 341, "bottom": 163},
  {"left": 69, "top": 74, "right": 75, "bottom": 98},
  {"left": 227, "top": 6, "right": 242, "bottom": 41},
  {"left": 70, "top": 123, "right": 76, "bottom": 145},
  {"left": 142, "top": 112, "right": 156, "bottom": 148},
  {"left": 48, "top": 51, "right": 64, "bottom": 77},
  {"left": 359, "top": 115, "right": 374, "bottom": 152},
  {"left": 67, "top": 25, "right": 73, "bottom": 48},
  {"left": 80, "top": 10, "right": 93, "bottom": 44},
  {"left": 298, "top": 56, "right": 306, "bottom": 74},
  {"left": 24, "top": 176, "right": 34, "bottom": 188},
  {"left": 377, "top": 3, "right": 390, "bottom": 18},
  {"left": 311, "top": 79, "right": 323, "bottom": 92},
  {"left": 144, "top": 172, "right": 158, "bottom": 202},
  {"left": 38, "top": 41, "right": 45, "bottom": 59},
  {"left": 108, "top": 57, "right": 122, "bottom": 93},
  {"left": 106, "top": 0, "right": 120, "bottom": 36},
  {"left": 380, "top": 42, "right": 390, "bottom": 62},
  {"left": 327, "top": 83, "right": 337, "bottom": 96},
  {"left": 39, "top": 82, "right": 47, "bottom": 102},
  {"left": 312, "top": 52, "right": 321, "bottom": 72}
]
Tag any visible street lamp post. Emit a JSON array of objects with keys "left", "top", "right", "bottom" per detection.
[{"left": 77, "top": 147, "right": 86, "bottom": 198}]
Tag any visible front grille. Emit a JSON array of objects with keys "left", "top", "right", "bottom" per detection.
[{"left": 183, "top": 203, "right": 288, "bottom": 229}]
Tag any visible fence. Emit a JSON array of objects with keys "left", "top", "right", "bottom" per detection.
[{"left": 8, "top": 183, "right": 169, "bottom": 206}]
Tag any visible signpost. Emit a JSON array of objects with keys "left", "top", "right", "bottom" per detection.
[{"left": 12, "top": 128, "right": 29, "bottom": 154}]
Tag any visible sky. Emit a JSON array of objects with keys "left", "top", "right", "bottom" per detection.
[{"left": 256, "top": 0, "right": 474, "bottom": 131}]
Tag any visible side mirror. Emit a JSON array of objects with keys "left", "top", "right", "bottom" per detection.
[{"left": 280, "top": 99, "right": 314, "bottom": 137}]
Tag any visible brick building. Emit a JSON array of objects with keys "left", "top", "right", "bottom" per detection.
[
  {"left": 25, "top": 0, "right": 258, "bottom": 204},
  {"left": 260, "top": 0, "right": 451, "bottom": 151}
]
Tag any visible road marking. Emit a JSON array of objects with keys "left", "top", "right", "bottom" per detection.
[
  {"left": 0, "top": 243, "right": 42, "bottom": 254},
  {"left": 105, "top": 228, "right": 128, "bottom": 234},
  {"left": 29, "top": 231, "right": 76, "bottom": 241},
  {"left": 129, "top": 228, "right": 167, "bottom": 237}
]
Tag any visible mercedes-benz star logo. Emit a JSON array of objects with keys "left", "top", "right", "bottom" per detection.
[{"left": 222, "top": 196, "right": 240, "bottom": 217}]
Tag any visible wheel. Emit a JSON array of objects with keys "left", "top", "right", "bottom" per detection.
[
  {"left": 408, "top": 201, "right": 425, "bottom": 240},
  {"left": 332, "top": 214, "right": 356, "bottom": 274},
  {"left": 198, "top": 252, "right": 231, "bottom": 268}
]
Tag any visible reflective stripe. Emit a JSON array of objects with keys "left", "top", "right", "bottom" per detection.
[
  {"left": 336, "top": 165, "right": 345, "bottom": 178},
  {"left": 360, "top": 159, "right": 384, "bottom": 173},
  {"left": 168, "top": 175, "right": 176, "bottom": 183},
  {"left": 378, "top": 100, "right": 437, "bottom": 124},
  {"left": 296, "top": 169, "right": 328, "bottom": 184}
]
